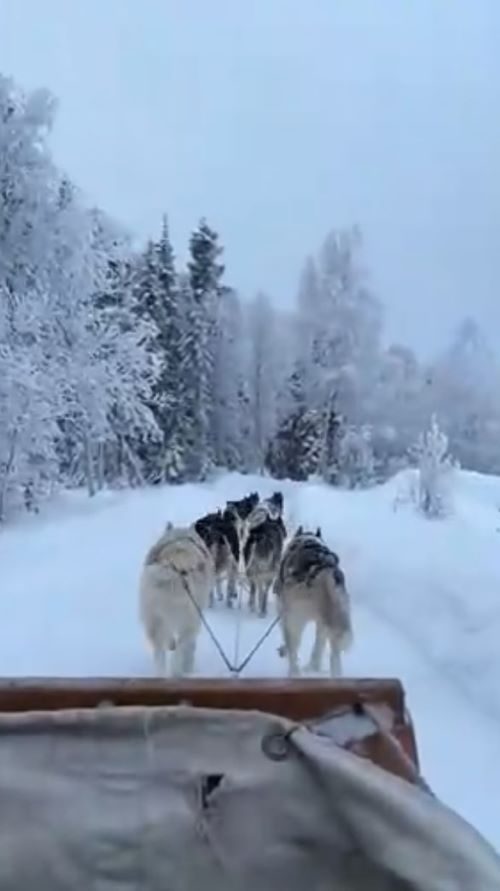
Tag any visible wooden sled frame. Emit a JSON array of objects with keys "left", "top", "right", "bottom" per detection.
[{"left": 0, "top": 677, "right": 419, "bottom": 775}]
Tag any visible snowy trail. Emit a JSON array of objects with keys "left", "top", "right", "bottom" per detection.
[{"left": 1, "top": 471, "right": 500, "bottom": 849}]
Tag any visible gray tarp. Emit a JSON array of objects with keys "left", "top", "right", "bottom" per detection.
[{"left": 0, "top": 704, "right": 498, "bottom": 889}]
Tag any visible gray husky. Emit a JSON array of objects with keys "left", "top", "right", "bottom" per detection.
[
  {"left": 274, "top": 526, "right": 353, "bottom": 677},
  {"left": 243, "top": 513, "right": 287, "bottom": 617}
]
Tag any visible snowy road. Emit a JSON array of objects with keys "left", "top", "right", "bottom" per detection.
[{"left": 2, "top": 470, "right": 500, "bottom": 849}]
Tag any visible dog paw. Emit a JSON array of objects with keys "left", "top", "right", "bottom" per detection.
[{"left": 287, "top": 666, "right": 301, "bottom": 678}]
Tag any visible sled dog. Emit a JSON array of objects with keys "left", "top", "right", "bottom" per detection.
[
  {"left": 208, "top": 492, "right": 259, "bottom": 604},
  {"left": 194, "top": 509, "right": 240, "bottom": 606},
  {"left": 139, "top": 522, "right": 214, "bottom": 677},
  {"left": 247, "top": 491, "right": 284, "bottom": 531},
  {"left": 274, "top": 526, "right": 353, "bottom": 677},
  {"left": 243, "top": 513, "right": 287, "bottom": 617},
  {"left": 224, "top": 492, "right": 260, "bottom": 541}
]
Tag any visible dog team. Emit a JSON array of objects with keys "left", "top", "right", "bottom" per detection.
[{"left": 139, "top": 490, "right": 353, "bottom": 679}]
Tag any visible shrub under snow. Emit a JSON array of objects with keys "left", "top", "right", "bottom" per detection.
[{"left": 413, "top": 416, "right": 456, "bottom": 518}]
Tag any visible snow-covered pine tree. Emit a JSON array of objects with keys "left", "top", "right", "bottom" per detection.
[
  {"left": 151, "top": 217, "right": 184, "bottom": 481},
  {"left": 176, "top": 272, "right": 211, "bottom": 480},
  {"left": 265, "top": 406, "right": 324, "bottom": 481},
  {"left": 236, "top": 372, "right": 254, "bottom": 473},
  {"left": 129, "top": 217, "right": 186, "bottom": 482},
  {"left": 185, "top": 218, "right": 225, "bottom": 474},
  {"left": 212, "top": 287, "right": 247, "bottom": 469},
  {"left": 285, "top": 356, "right": 308, "bottom": 415},
  {"left": 295, "top": 255, "right": 323, "bottom": 408},
  {"left": 246, "top": 291, "right": 280, "bottom": 470}
]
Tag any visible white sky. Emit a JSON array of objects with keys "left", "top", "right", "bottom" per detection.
[{"left": 0, "top": 0, "right": 499, "bottom": 354}]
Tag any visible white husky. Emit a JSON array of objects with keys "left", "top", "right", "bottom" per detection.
[{"left": 139, "top": 522, "right": 214, "bottom": 677}]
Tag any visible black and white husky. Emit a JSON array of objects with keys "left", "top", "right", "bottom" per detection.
[
  {"left": 243, "top": 512, "right": 287, "bottom": 617},
  {"left": 274, "top": 526, "right": 353, "bottom": 677},
  {"left": 194, "top": 509, "right": 240, "bottom": 606},
  {"left": 224, "top": 492, "right": 260, "bottom": 540}
]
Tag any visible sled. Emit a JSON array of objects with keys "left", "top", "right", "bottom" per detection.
[
  {"left": 0, "top": 675, "right": 419, "bottom": 778},
  {"left": 0, "top": 676, "right": 499, "bottom": 889}
]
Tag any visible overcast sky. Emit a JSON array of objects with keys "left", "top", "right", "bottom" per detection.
[{"left": 0, "top": 0, "right": 499, "bottom": 354}]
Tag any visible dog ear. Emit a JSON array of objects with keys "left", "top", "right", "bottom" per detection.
[
  {"left": 165, "top": 521, "right": 173, "bottom": 531},
  {"left": 296, "top": 525, "right": 303, "bottom": 536},
  {"left": 315, "top": 526, "right": 322, "bottom": 538}
]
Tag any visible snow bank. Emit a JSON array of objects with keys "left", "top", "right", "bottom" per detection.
[
  {"left": 298, "top": 468, "right": 500, "bottom": 725},
  {"left": 1, "top": 467, "right": 500, "bottom": 848}
]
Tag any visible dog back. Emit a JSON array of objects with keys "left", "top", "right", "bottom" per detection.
[
  {"left": 144, "top": 526, "right": 212, "bottom": 575},
  {"left": 276, "top": 533, "right": 351, "bottom": 645},
  {"left": 244, "top": 517, "right": 287, "bottom": 570},
  {"left": 195, "top": 511, "right": 240, "bottom": 570},
  {"left": 278, "top": 532, "right": 339, "bottom": 583}
]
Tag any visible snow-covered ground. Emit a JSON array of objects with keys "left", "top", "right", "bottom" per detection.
[{"left": 2, "top": 469, "right": 500, "bottom": 850}]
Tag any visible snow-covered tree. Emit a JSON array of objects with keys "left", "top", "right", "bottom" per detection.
[
  {"left": 328, "top": 424, "right": 376, "bottom": 489},
  {"left": 0, "top": 294, "right": 61, "bottom": 520},
  {"left": 316, "top": 227, "right": 382, "bottom": 419},
  {"left": 265, "top": 407, "right": 325, "bottom": 481},
  {"left": 184, "top": 218, "right": 226, "bottom": 473},
  {"left": 0, "top": 72, "right": 159, "bottom": 517},
  {"left": 291, "top": 228, "right": 383, "bottom": 479},
  {"left": 295, "top": 256, "right": 322, "bottom": 407},
  {"left": 412, "top": 416, "right": 456, "bottom": 519},
  {"left": 364, "top": 343, "right": 426, "bottom": 479},
  {"left": 212, "top": 287, "right": 247, "bottom": 469},
  {"left": 246, "top": 292, "right": 281, "bottom": 469},
  {"left": 131, "top": 217, "right": 184, "bottom": 482},
  {"left": 175, "top": 273, "right": 212, "bottom": 479},
  {"left": 47, "top": 189, "right": 158, "bottom": 495},
  {"left": 426, "top": 318, "right": 500, "bottom": 474},
  {"left": 0, "top": 76, "right": 63, "bottom": 517}
]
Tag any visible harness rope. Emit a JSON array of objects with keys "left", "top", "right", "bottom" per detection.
[
  {"left": 180, "top": 570, "right": 280, "bottom": 675},
  {"left": 232, "top": 569, "right": 245, "bottom": 672}
]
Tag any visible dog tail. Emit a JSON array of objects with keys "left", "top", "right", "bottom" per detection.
[{"left": 321, "top": 569, "right": 354, "bottom": 652}]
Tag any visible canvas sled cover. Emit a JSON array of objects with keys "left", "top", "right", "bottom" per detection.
[{"left": 0, "top": 704, "right": 499, "bottom": 890}]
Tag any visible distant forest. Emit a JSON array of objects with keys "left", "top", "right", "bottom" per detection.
[{"left": 1, "top": 72, "right": 499, "bottom": 522}]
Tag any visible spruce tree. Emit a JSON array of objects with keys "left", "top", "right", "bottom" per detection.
[
  {"left": 177, "top": 273, "right": 211, "bottom": 479},
  {"left": 185, "top": 218, "right": 226, "bottom": 472},
  {"left": 153, "top": 216, "right": 185, "bottom": 481},
  {"left": 131, "top": 217, "right": 185, "bottom": 482}
]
